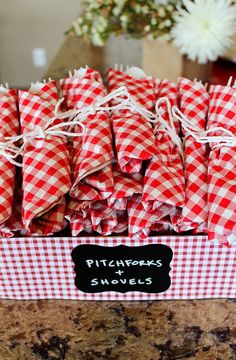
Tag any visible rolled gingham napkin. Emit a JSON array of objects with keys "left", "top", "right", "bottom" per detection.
[
  {"left": 18, "top": 80, "right": 71, "bottom": 235},
  {"left": 152, "top": 216, "right": 174, "bottom": 235},
  {"left": 128, "top": 194, "right": 172, "bottom": 239},
  {"left": 207, "top": 84, "right": 236, "bottom": 247},
  {"left": 66, "top": 199, "right": 93, "bottom": 236},
  {"left": 142, "top": 79, "right": 185, "bottom": 231},
  {"left": 107, "top": 68, "right": 156, "bottom": 174},
  {"left": 177, "top": 77, "right": 209, "bottom": 233},
  {"left": 0, "top": 86, "right": 20, "bottom": 237},
  {"left": 2, "top": 167, "right": 23, "bottom": 236},
  {"left": 60, "top": 67, "right": 114, "bottom": 201},
  {"left": 107, "top": 163, "right": 143, "bottom": 211},
  {"left": 156, "top": 79, "right": 180, "bottom": 133},
  {"left": 91, "top": 199, "right": 128, "bottom": 236}
]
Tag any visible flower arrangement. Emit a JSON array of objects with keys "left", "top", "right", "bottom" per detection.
[{"left": 67, "top": 0, "right": 236, "bottom": 64}]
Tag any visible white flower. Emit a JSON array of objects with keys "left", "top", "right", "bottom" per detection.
[
  {"left": 91, "top": 31, "right": 105, "bottom": 46},
  {"left": 114, "top": 0, "right": 127, "bottom": 7},
  {"left": 113, "top": 0, "right": 127, "bottom": 16},
  {"left": 155, "top": 0, "right": 169, "bottom": 5},
  {"left": 171, "top": 0, "right": 236, "bottom": 64},
  {"left": 93, "top": 16, "right": 108, "bottom": 33},
  {"left": 72, "top": 20, "right": 82, "bottom": 36}
]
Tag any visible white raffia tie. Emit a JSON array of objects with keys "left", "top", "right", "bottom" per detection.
[
  {"left": 0, "top": 141, "right": 23, "bottom": 167},
  {"left": 4, "top": 86, "right": 236, "bottom": 166},
  {"left": 172, "top": 105, "right": 236, "bottom": 149},
  {"left": 154, "top": 97, "right": 184, "bottom": 158},
  {"left": 1, "top": 87, "right": 135, "bottom": 162}
]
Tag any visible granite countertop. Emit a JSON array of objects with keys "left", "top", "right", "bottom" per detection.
[
  {"left": 1, "top": 36, "right": 235, "bottom": 360},
  {"left": 1, "top": 299, "right": 236, "bottom": 359}
]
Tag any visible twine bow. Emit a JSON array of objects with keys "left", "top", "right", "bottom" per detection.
[
  {"left": 172, "top": 105, "right": 236, "bottom": 149},
  {"left": 2, "top": 85, "right": 236, "bottom": 166},
  {"left": 155, "top": 97, "right": 184, "bottom": 158}
]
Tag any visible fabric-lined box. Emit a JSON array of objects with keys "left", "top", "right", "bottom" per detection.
[
  {"left": 0, "top": 66, "right": 236, "bottom": 300},
  {"left": 0, "top": 236, "right": 235, "bottom": 300}
]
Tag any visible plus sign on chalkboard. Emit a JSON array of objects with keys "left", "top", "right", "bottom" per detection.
[{"left": 71, "top": 244, "right": 173, "bottom": 294}]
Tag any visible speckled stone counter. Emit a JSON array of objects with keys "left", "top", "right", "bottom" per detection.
[{"left": 0, "top": 299, "right": 236, "bottom": 359}]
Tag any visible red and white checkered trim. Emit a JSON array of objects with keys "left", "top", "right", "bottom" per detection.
[{"left": 0, "top": 236, "right": 235, "bottom": 300}]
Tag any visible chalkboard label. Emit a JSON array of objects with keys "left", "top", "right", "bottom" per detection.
[{"left": 71, "top": 244, "right": 173, "bottom": 293}]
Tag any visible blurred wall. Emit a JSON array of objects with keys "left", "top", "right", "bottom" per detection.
[
  {"left": 225, "top": 35, "right": 236, "bottom": 63},
  {"left": 0, "top": 0, "right": 80, "bottom": 87}
]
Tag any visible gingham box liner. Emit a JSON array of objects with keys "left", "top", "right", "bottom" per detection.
[{"left": 0, "top": 236, "right": 235, "bottom": 300}]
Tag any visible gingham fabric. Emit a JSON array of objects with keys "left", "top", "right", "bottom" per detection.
[
  {"left": 60, "top": 68, "right": 114, "bottom": 201},
  {"left": 142, "top": 80, "right": 185, "bottom": 232},
  {"left": 0, "top": 88, "right": 19, "bottom": 237},
  {"left": 178, "top": 77, "right": 209, "bottom": 233},
  {"left": 66, "top": 199, "right": 93, "bottom": 236},
  {"left": 0, "top": 235, "right": 235, "bottom": 300},
  {"left": 107, "top": 164, "right": 143, "bottom": 210},
  {"left": 3, "top": 167, "right": 23, "bottom": 235},
  {"left": 107, "top": 68, "right": 156, "bottom": 173},
  {"left": 107, "top": 68, "right": 155, "bottom": 110},
  {"left": 207, "top": 85, "right": 236, "bottom": 247},
  {"left": 128, "top": 194, "right": 172, "bottom": 239},
  {"left": 152, "top": 215, "right": 175, "bottom": 234},
  {"left": 91, "top": 200, "right": 128, "bottom": 235},
  {"left": 18, "top": 81, "right": 71, "bottom": 235},
  {"left": 156, "top": 79, "right": 180, "bottom": 133}
]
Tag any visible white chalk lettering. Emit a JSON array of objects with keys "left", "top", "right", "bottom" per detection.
[
  {"left": 93, "top": 277, "right": 154, "bottom": 286},
  {"left": 100, "top": 259, "right": 107, "bottom": 266},
  {"left": 85, "top": 259, "right": 162, "bottom": 268},
  {"left": 86, "top": 259, "right": 94, "bottom": 268},
  {"left": 138, "top": 279, "right": 145, "bottom": 285},
  {"left": 91, "top": 278, "right": 98, "bottom": 286},
  {"left": 115, "top": 270, "right": 124, "bottom": 276},
  {"left": 116, "top": 260, "right": 126, "bottom": 267},
  {"left": 111, "top": 279, "right": 119, "bottom": 285},
  {"left": 101, "top": 279, "right": 109, "bottom": 285},
  {"left": 156, "top": 260, "right": 162, "bottom": 267},
  {"left": 125, "top": 260, "right": 133, "bottom": 266}
]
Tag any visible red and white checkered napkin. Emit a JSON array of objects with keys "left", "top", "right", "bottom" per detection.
[
  {"left": 128, "top": 194, "right": 173, "bottom": 239},
  {"left": 107, "top": 68, "right": 156, "bottom": 174},
  {"left": 142, "top": 79, "right": 185, "bottom": 233},
  {"left": 60, "top": 67, "right": 114, "bottom": 201},
  {"left": 91, "top": 199, "right": 128, "bottom": 236},
  {"left": 18, "top": 80, "right": 71, "bottom": 235},
  {"left": 66, "top": 199, "right": 93, "bottom": 236},
  {"left": 3, "top": 167, "right": 23, "bottom": 236},
  {"left": 207, "top": 85, "right": 236, "bottom": 247},
  {"left": 157, "top": 79, "right": 180, "bottom": 133},
  {"left": 107, "top": 164, "right": 143, "bottom": 210},
  {"left": 0, "top": 88, "right": 19, "bottom": 237},
  {"left": 178, "top": 77, "right": 209, "bottom": 233},
  {"left": 152, "top": 216, "right": 175, "bottom": 234}
]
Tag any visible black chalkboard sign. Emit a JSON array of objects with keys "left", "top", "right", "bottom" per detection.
[{"left": 71, "top": 244, "right": 173, "bottom": 293}]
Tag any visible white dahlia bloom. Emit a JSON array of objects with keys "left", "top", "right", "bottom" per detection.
[{"left": 171, "top": 0, "right": 236, "bottom": 64}]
